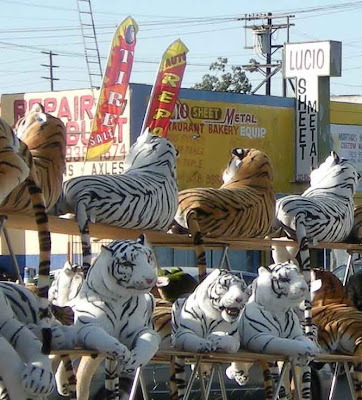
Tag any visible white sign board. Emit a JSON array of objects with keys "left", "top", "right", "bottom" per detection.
[
  {"left": 331, "top": 124, "right": 362, "bottom": 192},
  {"left": 284, "top": 41, "right": 342, "bottom": 182}
]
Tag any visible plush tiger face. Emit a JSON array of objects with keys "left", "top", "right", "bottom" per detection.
[
  {"left": 253, "top": 262, "right": 308, "bottom": 313},
  {"left": 123, "top": 127, "right": 177, "bottom": 173},
  {"left": 222, "top": 148, "right": 274, "bottom": 188},
  {"left": 88, "top": 234, "right": 157, "bottom": 296},
  {"left": 202, "top": 269, "right": 249, "bottom": 323},
  {"left": 309, "top": 151, "right": 359, "bottom": 194}
]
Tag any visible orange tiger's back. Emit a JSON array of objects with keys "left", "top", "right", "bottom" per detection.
[
  {"left": 0, "top": 103, "right": 66, "bottom": 214},
  {"left": 312, "top": 269, "right": 362, "bottom": 355},
  {"left": 174, "top": 148, "right": 275, "bottom": 238}
]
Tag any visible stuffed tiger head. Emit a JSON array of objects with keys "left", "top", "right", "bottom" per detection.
[
  {"left": 199, "top": 269, "right": 249, "bottom": 323},
  {"left": 308, "top": 151, "right": 359, "bottom": 195},
  {"left": 222, "top": 148, "right": 274, "bottom": 188},
  {"left": 252, "top": 262, "right": 308, "bottom": 313},
  {"left": 87, "top": 234, "right": 157, "bottom": 297},
  {"left": 123, "top": 127, "right": 177, "bottom": 175},
  {"left": 15, "top": 103, "right": 66, "bottom": 163}
]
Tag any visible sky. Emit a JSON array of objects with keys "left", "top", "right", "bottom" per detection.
[{"left": 1, "top": 0, "right": 362, "bottom": 97}]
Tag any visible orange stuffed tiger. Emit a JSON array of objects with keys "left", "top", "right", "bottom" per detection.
[
  {"left": 346, "top": 205, "right": 362, "bottom": 243},
  {"left": 311, "top": 269, "right": 362, "bottom": 398},
  {"left": 171, "top": 148, "right": 275, "bottom": 281},
  {"left": 1, "top": 103, "right": 67, "bottom": 213},
  {"left": 0, "top": 104, "right": 66, "bottom": 353}
]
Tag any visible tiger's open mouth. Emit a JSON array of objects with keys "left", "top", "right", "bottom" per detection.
[{"left": 225, "top": 307, "right": 241, "bottom": 317}]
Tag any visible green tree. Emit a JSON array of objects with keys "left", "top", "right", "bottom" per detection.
[{"left": 191, "top": 57, "right": 252, "bottom": 94}]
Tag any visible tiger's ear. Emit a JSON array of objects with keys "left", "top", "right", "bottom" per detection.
[
  {"left": 232, "top": 148, "right": 244, "bottom": 159},
  {"left": 310, "top": 279, "right": 322, "bottom": 293},
  {"left": 101, "top": 244, "right": 114, "bottom": 255},
  {"left": 258, "top": 266, "right": 271, "bottom": 276},
  {"left": 331, "top": 151, "right": 340, "bottom": 164},
  {"left": 136, "top": 234, "right": 149, "bottom": 247},
  {"left": 30, "top": 103, "right": 45, "bottom": 113},
  {"left": 138, "top": 127, "right": 152, "bottom": 144}
]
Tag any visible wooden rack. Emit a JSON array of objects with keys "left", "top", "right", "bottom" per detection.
[{"left": 3, "top": 213, "right": 362, "bottom": 400}]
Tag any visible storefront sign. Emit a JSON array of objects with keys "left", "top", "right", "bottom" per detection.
[{"left": 284, "top": 41, "right": 342, "bottom": 182}]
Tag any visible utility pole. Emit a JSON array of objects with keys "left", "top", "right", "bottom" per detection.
[
  {"left": 41, "top": 51, "right": 59, "bottom": 91},
  {"left": 240, "top": 13, "right": 294, "bottom": 96}
]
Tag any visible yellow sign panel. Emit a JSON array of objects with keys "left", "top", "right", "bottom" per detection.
[{"left": 168, "top": 99, "right": 295, "bottom": 194}]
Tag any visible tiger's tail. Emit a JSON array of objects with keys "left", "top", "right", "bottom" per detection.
[
  {"left": 55, "top": 355, "right": 77, "bottom": 400},
  {"left": 170, "top": 356, "right": 186, "bottom": 399},
  {"left": 295, "top": 215, "right": 313, "bottom": 340},
  {"left": 75, "top": 196, "right": 92, "bottom": 276},
  {"left": 186, "top": 210, "right": 207, "bottom": 282},
  {"left": 265, "top": 361, "right": 290, "bottom": 400},
  {"left": 26, "top": 161, "right": 52, "bottom": 354}
]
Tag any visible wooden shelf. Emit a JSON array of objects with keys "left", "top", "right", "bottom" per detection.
[{"left": 4, "top": 213, "right": 362, "bottom": 253}]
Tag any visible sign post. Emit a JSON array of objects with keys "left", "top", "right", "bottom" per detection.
[{"left": 283, "top": 40, "right": 342, "bottom": 182}]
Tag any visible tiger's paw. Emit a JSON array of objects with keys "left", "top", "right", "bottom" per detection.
[
  {"left": 208, "top": 334, "right": 240, "bottom": 353},
  {"left": 21, "top": 362, "right": 55, "bottom": 396},
  {"left": 197, "top": 339, "right": 216, "bottom": 353},
  {"left": 50, "top": 324, "right": 67, "bottom": 350},
  {"left": 105, "top": 341, "right": 131, "bottom": 362},
  {"left": 226, "top": 364, "right": 249, "bottom": 386}
]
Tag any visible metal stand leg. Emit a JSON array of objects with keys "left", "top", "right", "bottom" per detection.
[
  {"left": 216, "top": 364, "right": 228, "bottom": 400},
  {"left": 343, "top": 251, "right": 356, "bottom": 286},
  {"left": 218, "top": 245, "right": 230, "bottom": 270},
  {"left": 205, "top": 364, "right": 216, "bottom": 398},
  {"left": 197, "top": 363, "right": 207, "bottom": 400},
  {"left": 183, "top": 357, "right": 203, "bottom": 400},
  {"left": 329, "top": 362, "right": 341, "bottom": 400},
  {"left": 343, "top": 362, "right": 357, "bottom": 400},
  {"left": 290, "top": 360, "right": 302, "bottom": 400},
  {"left": 273, "top": 362, "right": 289, "bottom": 400},
  {"left": 129, "top": 367, "right": 148, "bottom": 400},
  {"left": 0, "top": 215, "right": 23, "bottom": 284}
]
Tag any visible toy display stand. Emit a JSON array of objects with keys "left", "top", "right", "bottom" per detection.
[
  {"left": 4, "top": 213, "right": 362, "bottom": 400},
  {"left": 49, "top": 349, "right": 359, "bottom": 400}
]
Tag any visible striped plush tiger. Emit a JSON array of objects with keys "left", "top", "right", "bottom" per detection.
[
  {"left": 171, "top": 148, "right": 275, "bottom": 281},
  {"left": 228, "top": 262, "right": 320, "bottom": 400},
  {"left": 346, "top": 205, "right": 362, "bottom": 243},
  {"left": 310, "top": 269, "right": 362, "bottom": 399},
  {"left": 51, "top": 128, "right": 178, "bottom": 275},
  {"left": 0, "top": 110, "right": 66, "bottom": 353},
  {"left": 171, "top": 269, "right": 249, "bottom": 399},
  {"left": 0, "top": 284, "right": 56, "bottom": 399},
  {"left": 272, "top": 151, "right": 359, "bottom": 339},
  {"left": 1, "top": 103, "right": 67, "bottom": 214},
  {"left": 56, "top": 234, "right": 161, "bottom": 400}
]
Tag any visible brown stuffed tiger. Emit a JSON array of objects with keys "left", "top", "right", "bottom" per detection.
[
  {"left": 311, "top": 269, "right": 362, "bottom": 398},
  {"left": 1, "top": 103, "right": 67, "bottom": 213},
  {"left": 171, "top": 148, "right": 275, "bottom": 281},
  {"left": 0, "top": 105, "right": 66, "bottom": 353},
  {"left": 346, "top": 205, "right": 362, "bottom": 243}
]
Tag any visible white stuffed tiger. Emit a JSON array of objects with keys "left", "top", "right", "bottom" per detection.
[
  {"left": 171, "top": 269, "right": 249, "bottom": 399},
  {"left": 56, "top": 234, "right": 161, "bottom": 400},
  {"left": 0, "top": 285, "right": 56, "bottom": 399},
  {"left": 272, "top": 151, "right": 359, "bottom": 339},
  {"left": 51, "top": 128, "right": 178, "bottom": 274},
  {"left": 227, "top": 262, "right": 320, "bottom": 400}
]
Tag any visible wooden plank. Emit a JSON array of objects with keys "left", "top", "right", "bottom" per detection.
[
  {"left": 4, "top": 212, "right": 362, "bottom": 252},
  {"left": 49, "top": 349, "right": 360, "bottom": 364}
]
